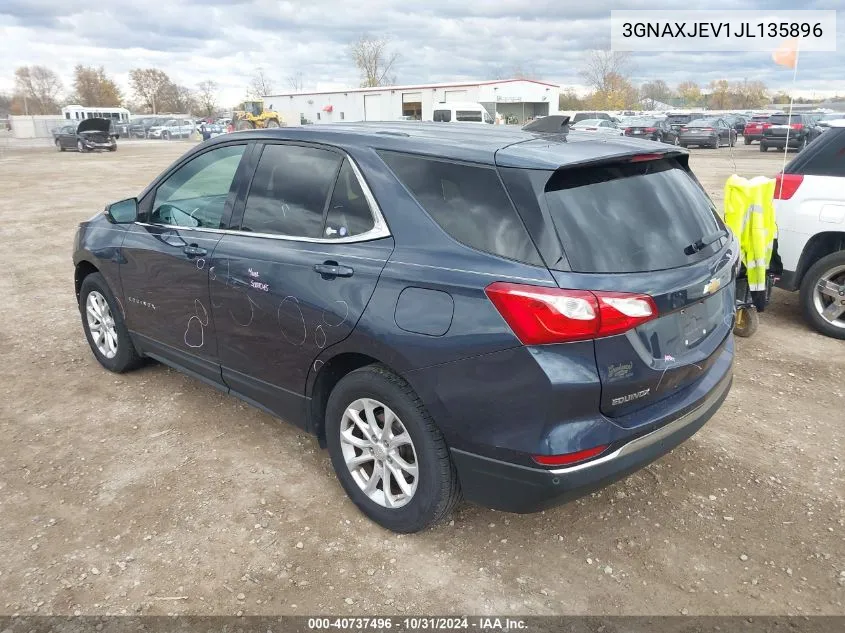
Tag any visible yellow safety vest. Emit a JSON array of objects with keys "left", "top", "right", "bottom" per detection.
[{"left": 723, "top": 175, "right": 776, "bottom": 292}]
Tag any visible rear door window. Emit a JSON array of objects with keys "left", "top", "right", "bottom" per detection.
[
  {"left": 544, "top": 158, "right": 722, "bottom": 273},
  {"left": 379, "top": 151, "right": 540, "bottom": 265}
]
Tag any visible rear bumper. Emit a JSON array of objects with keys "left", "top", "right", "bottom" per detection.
[
  {"left": 680, "top": 135, "right": 717, "bottom": 144},
  {"left": 763, "top": 135, "right": 806, "bottom": 147},
  {"left": 452, "top": 369, "right": 732, "bottom": 513}
]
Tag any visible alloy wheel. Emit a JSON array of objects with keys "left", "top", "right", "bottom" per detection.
[
  {"left": 86, "top": 290, "right": 118, "bottom": 358},
  {"left": 813, "top": 265, "right": 845, "bottom": 329},
  {"left": 339, "top": 398, "right": 419, "bottom": 509}
]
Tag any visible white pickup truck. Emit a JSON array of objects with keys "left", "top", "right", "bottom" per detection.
[{"left": 774, "top": 122, "right": 845, "bottom": 339}]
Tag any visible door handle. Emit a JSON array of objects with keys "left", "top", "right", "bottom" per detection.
[
  {"left": 314, "top": 261, "right": 354, "bottom": 278},
  {"left": 184, "top": 244, "right": 207, "bottom": 257}
]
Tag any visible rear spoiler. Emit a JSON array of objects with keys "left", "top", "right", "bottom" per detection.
[{"left": 522, "top": 115, "right": 570, "bottom": 134}]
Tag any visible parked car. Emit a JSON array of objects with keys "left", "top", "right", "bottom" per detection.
[
  {"left": 816, "top": 113, "right": 845, "bottom": 130},
  {"left": 743, "top": 115, "right": 772, "bottom": 144},
  {"left": 569, "top": 118, "right": 623, "bottom": 136},
  {"left": 571, "top": 111, "right": 614, "bottom": 123},
  {"left": 772, "top": 125, "right": 845, "bottom": 338},
  {"left": 623, "top": 117, "right": 680, "bottom": 144},
  {"left": 666, "top": 112, "right": 705, "bottom": 133},
  {"left": 53, "top": 118, "right": 117, "bottom": 152},
  {"left": 148, "top": 119, "right": 196, "bottom": 139},
  {"left": 72, "top": 124, "right": 737, "bottom": 532},
  {"left": 127, "top": 117, "right": 167, "bottom": 138},
  {"left": 760, "top": 113, "right": 823, "bottom": 152},
  {"left": 432, "top": 102, "right": 494, "bottom": 124},
  {"left": 725, "top": 114, "right": 747, "bottom": 135},
  {"left": 678, "top": 118, "right": 737, "bottom": 148}
]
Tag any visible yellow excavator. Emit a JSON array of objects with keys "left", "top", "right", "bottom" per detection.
[{"left": 232, "top": 100, "right": 283, "bottom": 130}]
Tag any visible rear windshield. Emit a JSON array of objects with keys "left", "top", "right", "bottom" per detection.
[
  {"left": 666, "top": 115, "right": 691, "bottom": 124},
  {"left": 768, "top": 114, "right": 802, "bottom": 124},
  {"left": 544, "top": 158, "right": 722, "bottom": 273}
]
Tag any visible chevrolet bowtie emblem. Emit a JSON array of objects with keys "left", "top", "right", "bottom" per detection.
[{"left": 703, "top": 278, "right": 721, "bottom": 295}]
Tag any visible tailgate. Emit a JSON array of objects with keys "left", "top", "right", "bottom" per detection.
[{"left": 534, "top": 154, "right": 739, "bottom": 421}]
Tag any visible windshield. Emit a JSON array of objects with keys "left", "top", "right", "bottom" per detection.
[
  {"left": 573, "top": 119, "right": 604, "bottom": 127},
  {"left": 544, "top": 157, "right": 721, "bottom": 273}
]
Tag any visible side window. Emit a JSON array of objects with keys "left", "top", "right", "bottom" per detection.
[
  {"left": 151, "top": 144, "right": 246, "bottom": 228},
  {"left": 240, "top": 144, "right": 341, "bottom": 238},
  {"left": 433, "top": 110, "right": 451, "bottom": 122},
  {"left": 456, "top": 110, "right": 482, "bottom": 122},
  {"left": 379, "top": 151, "right": 540, "bottom": 265},
  {"left": 324, "top": 159, "right": 375, "bottom": 238}
]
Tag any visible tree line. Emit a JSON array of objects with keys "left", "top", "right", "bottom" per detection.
[
  {"left": 1, "top": 65, "right": 221, "bottom": 117},
  {"left": 560, "top": 51, "right": 780, "bottom": 111}
]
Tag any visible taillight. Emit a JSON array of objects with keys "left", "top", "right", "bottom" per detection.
[
  {"left": 762, "top": 123, "right": 772, "bottom": 129},
  {"left": 484, "top": 282, "right": 657, "bottom": 345},
  {"left": 532, "top": 444, "right": 609, "bottom": 467},
  {"left": 790, "top": 123, "right": 804, "bottom": 131},
  {"left": 624, "top": 127, "right": 631, "bottom": 134},
  {"left": 774, "top": 173, "right": 804, "bottom": 200},
  {"left": 644, "top": 127, "right": 657, "bottom": 133}
]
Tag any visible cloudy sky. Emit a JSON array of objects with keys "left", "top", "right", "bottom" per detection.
[{"left": 1, "top": 0, "right": 842, "bottom": 106}]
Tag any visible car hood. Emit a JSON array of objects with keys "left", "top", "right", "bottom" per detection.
[{"left": 77, "top": 118, "right": 112, "bottom": 134}]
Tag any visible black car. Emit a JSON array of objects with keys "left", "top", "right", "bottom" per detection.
[
  {"left": 54, "top": 118, "right": 117, "bottom": 152},
  {"left": 72, "top": 124, "right": 736, "bottom": 532},
  {"left": 666, "top": 112, "right": 705, "bottom": 133},
  {"left": 724, "top": 114, "right": 746, "bottom": 135},
  {"left": 623, "top": 117, "right": 680, "bottom": 144},
  {"left": 760, "top": 114, "right": 823, "bottom": 152},
  {"left": 678, "top": 117, "right": 737, "bottom": 149}
]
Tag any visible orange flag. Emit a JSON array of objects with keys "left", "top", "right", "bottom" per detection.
[{"left": 772, "top": 38, "right": 799, "bottom": 69}]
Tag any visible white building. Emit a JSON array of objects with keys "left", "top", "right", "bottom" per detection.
[{"left": 264, "top": 79, "right": 560, "bottom": 125}]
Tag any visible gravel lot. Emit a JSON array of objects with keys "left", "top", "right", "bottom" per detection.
[{"left": 0, "top": 137, "right": 843, "bottom": 617}]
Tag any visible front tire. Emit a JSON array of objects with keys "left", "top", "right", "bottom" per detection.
[
  {"left": 56, "top": 139, "right": 64, "bottom": 152},
  {"left": 162, "top": 131, "right": 170, "bottom": 140},
  {"left": 265, "top": 118, "right": 280, "bottom": 128},
  {"left": 77, "top": 140, "right": 86, "bottom": 152},
  {"left": 325, "top": 365, "right": 461, "bottom": 533},
  {"left": 236, "top": 120, "right": 254, "bottom": 131},
  {"left": 744, "top": 136, "right": 752, "bottom": 145},
  {"left": 760, "top": 142, "right": 768, "bottom": 152},
  {"left": 79, "top": 273, "right": 143, "bottom": 372},
  {"left": 799, "top": 251, "right": 845, "bottom": 339}
]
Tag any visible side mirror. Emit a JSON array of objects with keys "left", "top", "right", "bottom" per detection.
[{"left": 105, "top": 197, "right": 138, "bottom": 224}]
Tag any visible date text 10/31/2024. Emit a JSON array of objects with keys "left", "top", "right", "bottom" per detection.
[{"left": 307, "top": 617, "right": 528, "bottom": 631}]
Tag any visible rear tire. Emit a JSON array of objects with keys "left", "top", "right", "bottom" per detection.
[
  {"left": 760, "top": 142, "right": 768, "bottom": 152},
  {"left": 325, "top": 365, "right": 461, "bottom": 533},
  {"left": 79, "top": 273, "right": 143, "bottom": 372},
  {"left": 733, "top": 307, "right": 759, "bottom": 338},
  {"left": 162, "top": 131, "right": 170, "bottom": 140},
  {"left": 77, "top": 140, "right": 86, "bottom": 153},
  {"left": 799, "top": 251, "right": 845, "bottom": 340},
  {"left": 744, "top": 136, "right": 752, "bottom": 145},
  {"left": 265, "top": 119, "right": 280, "bottom": 128},
  {"left": 673, "top": 135, "right": 680, "bottom": 146}
]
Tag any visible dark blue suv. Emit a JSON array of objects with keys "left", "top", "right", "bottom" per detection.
[{"left": 73, "top": 123, "right": 737, "bottom": 533}]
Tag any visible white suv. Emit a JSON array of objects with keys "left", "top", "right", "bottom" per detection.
[{"left": 774, "top": 123, "right": 845, "bottom": 339}]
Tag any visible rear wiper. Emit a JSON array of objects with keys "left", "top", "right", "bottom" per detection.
[{"left": 684, "top": 230, "right": 726, "bottom": 256}]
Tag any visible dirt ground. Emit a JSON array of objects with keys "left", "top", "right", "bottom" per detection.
[{"left": 0, "top": 136, "right": 842, "bottom": 617}]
